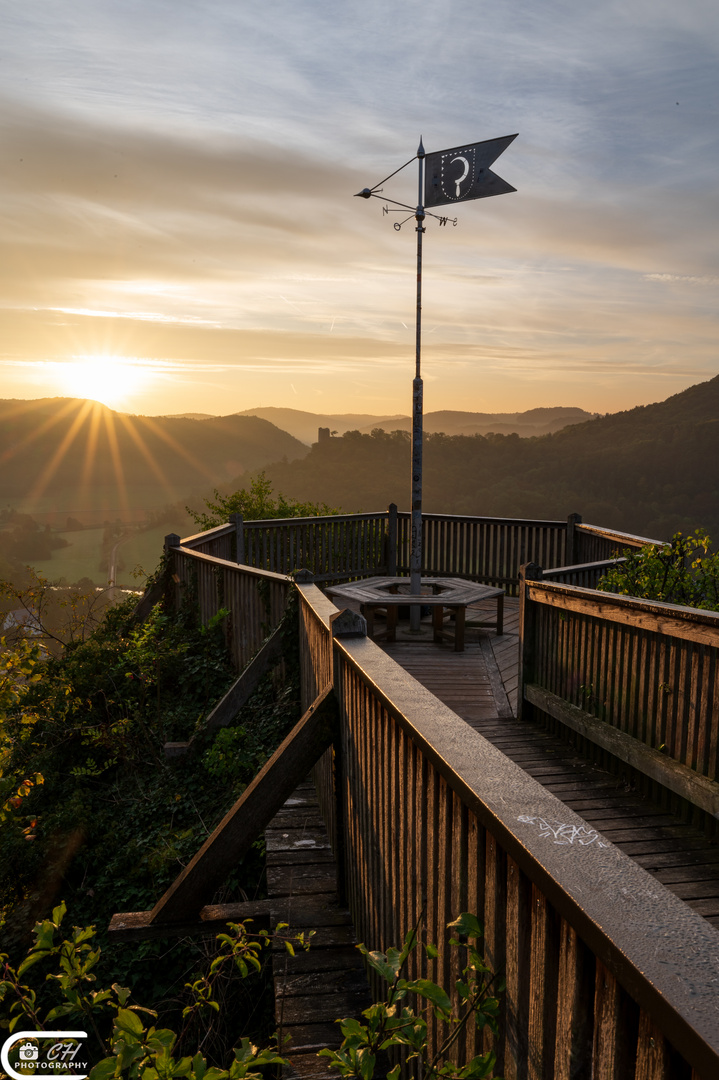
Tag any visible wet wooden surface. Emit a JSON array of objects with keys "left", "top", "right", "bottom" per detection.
[
  {"left": 382, "top": 598, "right": 719, "bottom": 929},
  {"left": 266, "top": 782, "right": 373, "bottom": 1079}
]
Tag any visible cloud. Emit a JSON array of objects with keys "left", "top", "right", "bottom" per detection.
[{"left": 1, "top": 0, "right": 718, "bottom": 416}]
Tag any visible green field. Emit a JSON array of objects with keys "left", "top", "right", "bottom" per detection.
[
  {"left": 118, "top": 525, "right": 170, "bottom": 583},
  {"left": 29, "top": 524, "right": 172, "bottom": 587},
  {"left": 30, "top": 529, "right": 107, "bottom": 585}
]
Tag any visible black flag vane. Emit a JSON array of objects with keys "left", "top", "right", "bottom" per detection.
[
  {"left": 355, "top": 134, "right": 517, "bottom": 624},
  {"left": 424, "top": 134, "right": 517, "bottom": 206},
  {"left": 356, "top": 133, "right": 517, "bottom": 220}
]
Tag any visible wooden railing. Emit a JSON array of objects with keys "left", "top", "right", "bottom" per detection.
[
  {"left": 296, "top": 582, "right": 719, "bottom": 1079},
  {"left": 541, "top": 557, "right": 626, "bottom": 589},
  {"left": 179, "top": 522, "right": 238, "bottom": 562},
  {"left": 155, "top": 513, "right": 719, "bottom": 1076},
  {"left": 394, "top": 512, "right": 569, "bottom": 595},
  {"left": 242, "top": 512, "right": 389, "bottom": 583},
  {"left": 517, "top": 568, "right": 719, "bottom": 832},
  {"left": 573, "top": 521, "right": 663, "bottom": 563},
  {"left": 166, "top": 537, "right": 291, "bottom": 673},
  {"left": 180, "top": 509, "right": 658, "bottom": 594}
]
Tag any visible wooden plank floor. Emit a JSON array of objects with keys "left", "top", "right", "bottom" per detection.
[
  {"left": 381, "top": 600, "right": 719, "bottom": 929},
  {"left": 265, "top": 782, "right": 373, "bottom": 1079}
]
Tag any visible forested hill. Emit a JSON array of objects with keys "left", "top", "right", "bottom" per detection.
[
  {"left": 262, "top": 375, "right": 719, "bottom": 541},
  {"left": 236, "top": 405, "right": 595, "bottom": 443},
  {"left": 0, "top": 398, "right": 308, "bottom": 514}
]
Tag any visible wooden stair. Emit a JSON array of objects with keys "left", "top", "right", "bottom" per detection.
[{"left": 266, "top": 782, "right": 373, "bottom": 1078}]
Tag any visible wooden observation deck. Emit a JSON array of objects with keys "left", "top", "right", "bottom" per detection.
[
  {"left": 380, "top": 597, "right": 719, "bottom": 929},
  {"left": 113, "top": 509, "right": 719, "bottom": 1078}
]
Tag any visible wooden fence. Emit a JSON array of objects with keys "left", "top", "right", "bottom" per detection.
[
  {"left": 167, "top": 538, "right": 291, "bottom": 673},
  {"left": 178, "top": 510, "right": 656, "bottom": 595},
  {"left": 296, "top": 582, "right": 719, "bottom": 1080},
  {"left": 517, "top": 568, "right": 719, "bottom": 836},
  {"left": 573, "top": 521, "right": 665, "bottom": 565},
  {"left": 156, "top": 513, "right": 719, "bottom": 1076},
  {"left": 394, "top": 512, "right": 569, "bottom": 594}
]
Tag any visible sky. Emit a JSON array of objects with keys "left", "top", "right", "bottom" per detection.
[{"left": 2, "top": 0, "right": 719, "bottom": 418}]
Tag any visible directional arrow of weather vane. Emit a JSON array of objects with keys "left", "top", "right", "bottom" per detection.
[{"left": 355, "top": 134, "right": 517, "bottom": 628}]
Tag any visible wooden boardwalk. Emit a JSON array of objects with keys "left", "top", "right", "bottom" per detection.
[
  {"left": 266, "top": 782, "right": 373, "bottom": 1079},
  {"left": 382, "top": 597, "right": 719, "bottom": 929}
]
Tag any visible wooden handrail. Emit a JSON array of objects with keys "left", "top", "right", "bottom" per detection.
[
  {"left": 177, "top": 511, "right": 667, "bottom": 595},
  {"left": 576, "top": 521, "right": 667, "bottom": 548},
  {"left": 180, "top": 523, "right": 236, "bottom": 548},
  {"left": 296, "top": 583, "right": 719, "bottom": 1077},
  {"left": 135, "top": 524, "right": 719, "bottom": 1075},
  {"left": 517, "top": 571, "right": 719, "bottom": 819}
]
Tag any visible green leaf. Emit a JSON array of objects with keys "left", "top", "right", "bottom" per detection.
[
  {"left": 32, "top": 921, "right": 56, "bottom": 951},
  {"left": 401, "top": 978, "right": 451, "bottom": 1011},
  {"left": 447, "top": 913, "right": 483, "bottom": 940},
  {"left": 115, "top": 1007, "right": 146, "bottom": 1037},
  {"left": 46, "top": 1003, "right": 82, "bottom": 1022},
  {"left": 147, "top": 1030, "right": 177, "bottom": 1051},
  {"left": 51, "top": 901, "right": 67, "bottom": 927},
  {"left": 110, "top": 984, "right": 131, "bottom": 1006},
  {"left": 88, "top": 1058, "right": 119, "bottom": 1080},
  {"left": 17, "top": 949, "right": 51, "bottom": 976},
  {"left": 116, "top": 1041, "right": 147, "bottom": 1071},
  {"left": 200, "top": 1069, "right": 228, "bottom": 1080},
  {"left": 338, "top": 1017, "right": 366, "bottom": 1039},
  {"left": 365, "top": 948, "right": 401, "bottom": 983},
  {"left": 357, "top": 1048, "right": 376, "bottom": 1080}
]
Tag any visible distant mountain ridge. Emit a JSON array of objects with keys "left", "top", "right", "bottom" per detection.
[
  {"left": 233, "top": 407, "right": 406, "bottom": 445},
  {"left": 261, "top": 374, "right": 719, "bottom": 540},
  {"left": 0, "top": 398, "right": 308, "bottom": 517},
  {"left": 353, "top": 406, "right": 597, "bottom": 439},
  {"left": 234, "top": 405, "right": 596, "bottom": 443}
]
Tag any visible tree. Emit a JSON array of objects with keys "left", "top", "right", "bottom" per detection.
[
  {"left": 597, "top": 530, "right": 719, "bottom": 610},
  {"left": 187, "top": 473, "right": 338, "bottom": 532}
]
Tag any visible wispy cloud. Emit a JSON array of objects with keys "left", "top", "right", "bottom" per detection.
[{"left": 0, "top": 0, "right": 717, "bottom": 414}]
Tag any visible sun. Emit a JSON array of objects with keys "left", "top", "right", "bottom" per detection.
[{"left": 58, "top": 355, "right": 152, "bottom": 409}]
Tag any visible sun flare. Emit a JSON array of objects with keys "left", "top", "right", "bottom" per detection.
[{"left": 58, "top": 355, "right": 152, "bottom": 409}]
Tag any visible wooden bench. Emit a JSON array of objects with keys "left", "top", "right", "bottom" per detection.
[{"left": 327, "top": 576, "right": 504, "bottom": 652}]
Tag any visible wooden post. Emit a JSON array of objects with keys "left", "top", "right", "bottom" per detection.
[
  {"left": 330, "top": 608, "right": 367, "bottom": 905},
  {"left": 517, "top": 562, "right": 542, "bottom": 723},
  {"left": 387, "top": 503, "right": 398, "bottom": 576},
  {"left": 164, "top": 533, "right": 181, "bottom": 612},
  {"left": 566, "top": 513, "right": 582, "bottom": 566},
  {"left": 147, "top": 684, "right": 338, "bottom": 924},
  {"left": 230, "top": 513, "right": 245, "bottom": 564}
]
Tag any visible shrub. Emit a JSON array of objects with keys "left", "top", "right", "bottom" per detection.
[
  {"left": 597, "top": 530, "right": 719, "bottom": 610},
  {"left": 187, "top": 473, "right": 338, "bottom": 532}
]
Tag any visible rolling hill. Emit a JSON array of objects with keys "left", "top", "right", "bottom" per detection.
[
  {"left": 261, "top": 375, "right": 719, "bottom": 541},
  {"left": 233, "top": 407, "right": 406, "bottom": 445},
  {"left": 353, "top": 406, "right": 597, "bottom": 438},
  {"left": 235, "top": 405, "right": 596, "bottom": 443},
  {"left": 0, "top": 398, "right": 308, "bottom": 521}
]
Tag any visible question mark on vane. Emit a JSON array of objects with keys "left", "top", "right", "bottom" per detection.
[{"left": 450, "top": 156, "right": 470, "bottom": 198}]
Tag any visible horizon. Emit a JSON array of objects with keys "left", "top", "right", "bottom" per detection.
[{"left": 2, "top": 3, "right": 718, "bottom": 417}]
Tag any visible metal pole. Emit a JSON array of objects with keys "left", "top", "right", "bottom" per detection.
[{"left": 410, "top": 138, "right": 425, "bottom": 631}]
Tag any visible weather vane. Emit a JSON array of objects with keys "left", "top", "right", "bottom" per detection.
[{"left": 355, "top": 133, "right": 518, "bottom": 627}]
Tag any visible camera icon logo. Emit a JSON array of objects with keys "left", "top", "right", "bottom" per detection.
[{"left": 18, "top": 1044, "right": 38, "bottom": 1062}]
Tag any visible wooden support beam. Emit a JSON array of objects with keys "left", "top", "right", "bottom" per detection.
[
  {"left": 108, "top": 901, "right": 272, "bottom": 941},
  {"left": 146, "top": 685, "right": 339, "bottom": 926},
  {"left": 525, "top": 683, "right": 719, "bottom": 819},
  {"left": 163, "top": 623, "right": 285, "bottom": 758}
]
